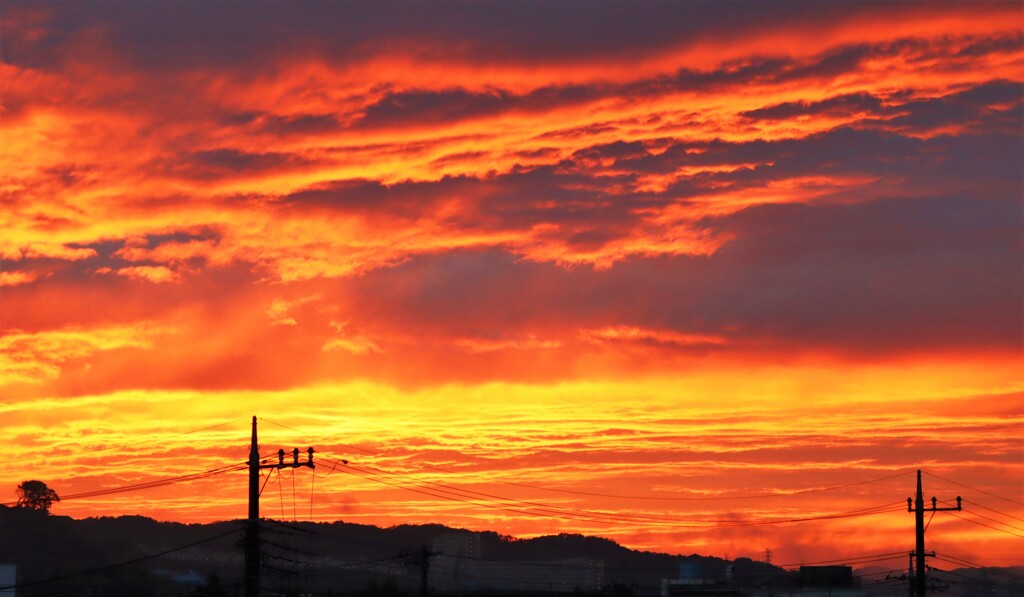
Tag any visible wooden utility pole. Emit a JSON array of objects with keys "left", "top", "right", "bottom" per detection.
[
  {"left": 246, "top": 416, "right": 261, "bottom": 597},
  {"left": 907, "top": 470, "right": 960, "bottom": 597},
  {"left": 245, "top": 416, "right": 315, "bottom": 597}
]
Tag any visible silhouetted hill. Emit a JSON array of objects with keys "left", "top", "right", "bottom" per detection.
[{"left": 2, "top": 505, "right": 1022, "bottom": 596}]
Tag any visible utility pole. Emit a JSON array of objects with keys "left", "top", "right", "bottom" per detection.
[
  {"left": 245, "top": 416, "right": 316, "bottom": 597},
  {"left": 907, "top": 470, "right": 960, "bottom": 597},
  {"left": 420, "top": 544, "right": 430, "bottom": 597}
]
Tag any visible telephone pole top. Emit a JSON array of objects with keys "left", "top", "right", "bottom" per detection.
[
  {"left": 908, "top": 469, "right": 960, "bottom": 597},
  {"left": 245, "top": 416, "right": 315, "bottom": 597}
]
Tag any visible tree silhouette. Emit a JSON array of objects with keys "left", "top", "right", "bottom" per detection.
[{"left": 16, "top": 480, "right": 60, "bottom": 513}]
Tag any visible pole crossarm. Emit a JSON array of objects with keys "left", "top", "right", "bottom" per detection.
[
  {"left": 907, "top": 496, "right": 962, "bottom": 513},
  {"left": 259, "top": 447, "right": 316, "bottom": 470}
]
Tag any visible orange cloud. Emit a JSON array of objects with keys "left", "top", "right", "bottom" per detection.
[
  {"left": 0, "top": 270, "right": 40, "bottom": 287},
  {"left": 112, "top": 265, "right": 180, "bottom": 283},
  {"left": 579, "top": 326, "right": 725, "bottom": 348},
  {"left": 0, "top": 323, "right": 168, "bottom": 385}
]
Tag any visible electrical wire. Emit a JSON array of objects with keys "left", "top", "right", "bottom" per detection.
[
  {"left": 261, "top": 417, "right": 374, "bottom": 455},
  {"left": 10, "top": 419, "right": 242, "bottom": 465},
  {"left": 495, "top": 469, "right": 914, "bottom": 502},
  {"left": 926, "top": 565, "right": 1014, "bottom": 595},
  {"left": 261, "top": 417, "right": 911, "bottom": 502},
  {"left": 0, "top": 463, "right": 248, "bottom": 506},
  {"left": 309, "top": 468, "right": 316, "bottom": 522},
  {"left": 324, "top": 455, "right": 904, "bottom": 529},
  {"left": 339, "top": 459, "right": 715, "bottom": 526},
  {"left": 277, "top": 468, "right": 286, "bottom": 519},
  {"left": 259, "top": 468, "right": 274, "bottom": 497},
  {"left": 332, "top": 457, "right": 682, "bottom": 527},
  {"left": 262, "top": 518, "right": 921, "bottom": 584},
  {"left": 329, "top": 454, "right": 901, "bottom": 526},
  {"left": 338, "top": 457, "right": 904, "bottom": 527},
  {"left": 944, "top": 511, "right": 1024, "bottom": 539},
  {"left": 314, "top": 457, "right": 343, "bottom": 478},
  {"left": 933, "top": 553, "right": 1024, "bottom": 582},
  {"left": 0, "top": 526, "right": 241, "bottom": 591},
  {"left": 923, "top": 471, "right": 1024, "bottom": 506},
  {"left": 960, "top": 508, "right": 1024, "bottom": 533},
  {"left": 774, "top": 551, "right": 909, "bottom": 569},
  {"left": 784, "top": 559, "right": 906, "bottom": 574},
  {"left": 964, "top": 498, "right": 1024, "bottom": 524}
]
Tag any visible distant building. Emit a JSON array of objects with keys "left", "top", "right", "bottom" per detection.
[
  {"left": 434, "top": 531, "right": 482, "bottom": 561},
  {"left": 0, "top": 564, "right": 15, "bottom": 597},
  {"left": 799, "top": 566, "right": 853, "bottom": 587},
  {"left": 661, "top": 563, "right": 866, "bottom": 597},
  {"left": 431, "top": 532, "right": 605, "bottom": 593},
  {"left": 662, "top": 561, "right": 741, "bottom": 596},
  {"left": 787, "top": 566, "right": 865, "bottom": 596}
]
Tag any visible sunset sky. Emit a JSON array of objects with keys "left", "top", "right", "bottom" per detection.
[{"left": 1, "top": 1, "right": 1022, "bottom": 570}]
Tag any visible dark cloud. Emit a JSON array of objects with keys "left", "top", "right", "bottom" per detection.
[
  {"left": 277, "top": 168, "right": 648, "bottom": 248},
  {"left": 571, "top": 141, "right": 652, "bottom": 163},
  {"left": 616, "top": 122, "right": 1023, "bottom": 204},
  {"left": 158, "top": 149, "right": 314, "bottom": 181},
  {"left": 742, "top": 79, "right": 1023, "bottom": 140},
  {"left": 257, "top": 113, "right": 342, "bottom": 137},
  {"left": 352, "top": 45, "right": 886, "bottom": 130},
  {"left": 355, "top": 81, "right": 615, "bottom": 129},
  {"left": 954, "top": 32, "right": 1024, "bottom": 58},
  {"left": 358, "top": 89, "right": 515, "bottom": 129},
  {"left": 340, "top": 195, "right": 1022, "bottom": 357},
  {"left": 278, "top": 177, "right": 479, "bottom": 218},
  {"left": 882, "top": 79, "right": 1024, "bottom": 134},
  {"left": 741, "top": 93, "right": 884, "bottom": 121},
  {"left": 3, "top": 1, "right": 925, "bottom": 71}
]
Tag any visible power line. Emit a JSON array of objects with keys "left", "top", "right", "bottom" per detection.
[
  {"left": 964, "top": 498, "right": 1024, "bottom": 523},
  {"left": 959, "top": 507, "right": 1024, "bottom": 533},
  {"left": 9, "top": 419, "right": 242, "bottom": 465},
  {"left": 0, "top": 526, "right": 241, "bottom": 591},
  {"left": 1, "top": 463, "right": 247, "bottom": 506},
  {"left": 324, "top": 454, "right": 904, "bottom": 529},
  {"left": 498, "top": 469, "right": 914, "bottom": 502},
  {"left": 774, "top": 551, "right": 909, "bottom": 569},
  {"left": 60, "top": 463, "right": 247, "bottom": 500},
  {"left": 932, "top": 553, "right": 1024, "bottom": 582},
  {"left": 328, "top": 455, "right": 904, "bottom": 526},
  {"left": 260, "top": 519, "right": 935, "bottom": 585},
  {"left": 923, "top": 471, "right": 1024, "bottom": 507},
  {"left": 261, "top": 417, "right": 375, "bottom": 455},
  {"left": 333, "top": 455, "right": 813, "bottom": 527},
  {"left": 944, "top": 511, "right": 1024, "bottom": 539},
  {"left": 925, "top": 565, "right": 1017, "bottom": 596},
  {"left": 339, "top": 459, "right": 716, "bottom": 526},
  {"left": 263, "top": 519, "right": 408, "bottom": 551},
  {"left": 261, "top": 417, "right": 912, "bottom": 502}
]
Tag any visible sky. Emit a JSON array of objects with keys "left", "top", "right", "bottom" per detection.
[{"left": 1, "top": 0, "right": 1022, "bottom": 570}]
